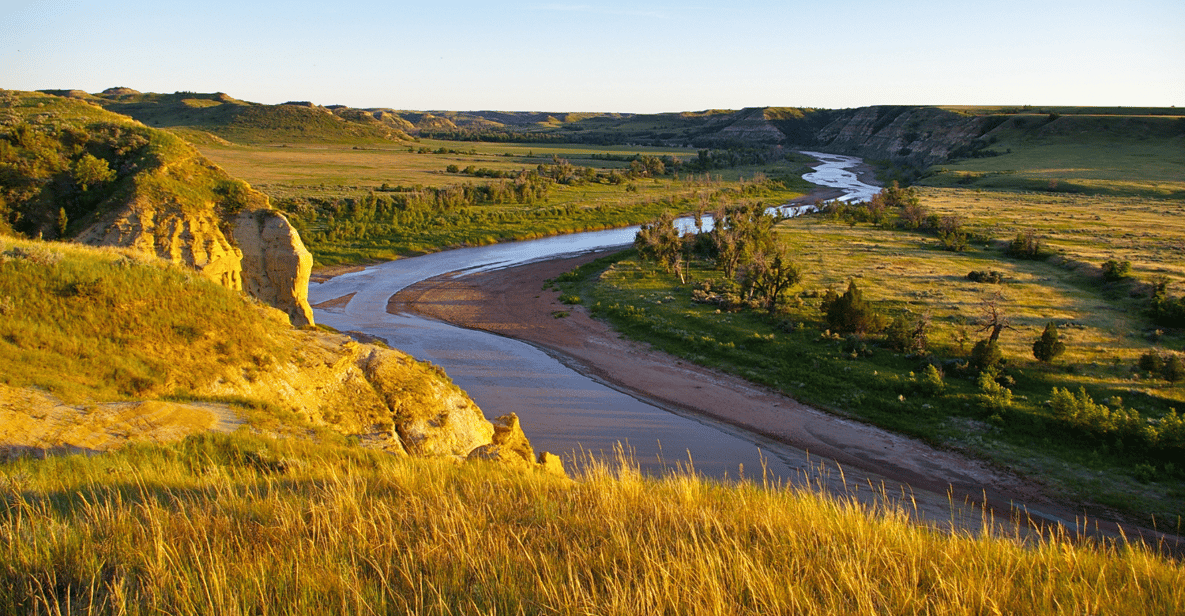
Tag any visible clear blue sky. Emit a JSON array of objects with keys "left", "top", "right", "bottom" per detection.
[{"left": 3, "top": 0, "right": 1182, "bottom": 112}]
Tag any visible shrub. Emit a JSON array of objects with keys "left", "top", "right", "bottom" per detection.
[
  {"left": 910, "top": 364, "right": 946, "bottom": 396},
  {"left": 885, "top": 314, "right": 929, "bottom": 355},
  {"left": 821, "top": 280, "right": 888, "bottom": 335},
  {"left": 1031, "top": 322, "right": 1065, "bottom": 364},
  {"left": 1101, "top": 259, "right": 1132, "bottom": 282},
  {"left": 1165, "top": 354, "right": 1185, "bottom": 383},
  {"left": 978, "top": 371, "right": 1012, "bottom": 413},
  {"left": 1007, "top": 230, "right": 1043, "bottom": 259},
  {"left": 1138, "top": 350, "right": 1165, "bottom": 374},
  {"left": 966, "top": 270, "right": 1003, "bottom": 284},
  {"left": 1137, "top": 350, "right": 1185, "bottom": 382},
  {"left": 969, "top": 339, "right": 1003, "bottom": 373}
]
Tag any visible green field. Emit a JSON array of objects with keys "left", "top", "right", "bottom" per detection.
[
  {"left": 919, "top": 114, "right": 1185, "bottom": 199},
  {"left": 194, "top": 139, "right": 815, "bottom": 265},
  {"left": 561, "top": 186, "right": 1185, "bottom": 527}
]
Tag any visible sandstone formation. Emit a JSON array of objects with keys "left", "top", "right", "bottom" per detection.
[
  {"left": 233, "top": 209, "right": 315, "bottom": 327},
  {"left": 76, "top": 197, "right": 315, "bottom": 328},
  {"left": 813, "top": 106, "right": 990, "bottom": 166},
  {"left": 196, "top": 331, "right": 564, "bottom": 472},
  {"left": 75, "top": 198, "right": 244, "bottom": 289}
]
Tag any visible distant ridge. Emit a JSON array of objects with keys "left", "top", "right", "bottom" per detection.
[{"left": 54, "top": 89, "right": 1184, "bottom": 172}]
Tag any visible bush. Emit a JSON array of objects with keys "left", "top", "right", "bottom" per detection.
[
  {"left": 1031, "top": 322, "right": 1066, "bottom": 363},
  {"left": 1137, "top": 350, "right": 1185, "bottom": 382},
  {"left": 1007, "top": 230, "right": 1043, "bottom": 259},
  {"left": 1101, "top": 259, "right": 1132, "bottom": 282},
  {"left": 966, "top": 270, "right": 1003, "bottom": 284},
  {"left": 1165, "top": 354, "right": 1185, "bottom": 383},
  {"left": 885, "top": 314, "right": 929, "bottom": 355},
  {"left": 969, "top": 339, "right": 1003, "bottom": 373},
  {"left": 978, "top": 371, "right": 1012, "bottom": 413},
  {"left": 910, "top": 364, "right": 946, "bottom": 396},
  {"left": 821, "top": 280, "right": 888, "bottom": 335}
]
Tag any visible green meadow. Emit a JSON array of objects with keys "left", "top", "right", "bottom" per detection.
[
  {"left": 562, "top": 185, "right": 1185, "bottom": 527},
  {"left": 195, "top": 139, "right": 815, "bottom": 265}
]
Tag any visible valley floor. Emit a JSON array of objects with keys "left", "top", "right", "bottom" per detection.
[{"left": 385, "top": 249, "right": 1178, "bottom": 547}]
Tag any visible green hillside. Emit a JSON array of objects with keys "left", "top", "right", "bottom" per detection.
[
  {"left": 0, "top": 89, "right": 266, "bottom": 239},
  {"left": 66, "top": 88, "right": 412, "bottom": 145}
]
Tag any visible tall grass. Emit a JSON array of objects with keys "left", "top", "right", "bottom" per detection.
[
  {"left": 2, "top": 432, "right": 1181, "bottom": 615},
  {"left": 0, "top": 238, "right": 290, "bottom": 403}
]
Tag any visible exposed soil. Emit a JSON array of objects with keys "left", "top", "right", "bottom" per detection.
[{"left": 0, "top": 384, "right": 242, "bottom": 458}]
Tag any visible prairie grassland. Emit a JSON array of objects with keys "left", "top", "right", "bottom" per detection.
[
  {"left": 2, "top": 431, "right": 1182, "bottom": 615},
  {"left": 196, "top": 139, "right": 713, "bottom": 200},
  {"left": 780, "top": 191, "right": 1184, "bottom": 394},
  {"left": 916, "top": 187, "right": 1185, "bottom": 288},
  {"left": 920, "top": 114, "right": 1185, "bottom": 199},
  {"left": 583, "top": 187, "right": 1185, "bottom": 523}
]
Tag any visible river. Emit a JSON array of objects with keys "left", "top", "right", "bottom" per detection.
[{"left": 309, "top": 152, "right": 879, "bottom": 482}]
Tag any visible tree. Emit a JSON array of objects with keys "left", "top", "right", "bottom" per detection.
[
  {"left": 1165, "top": 354, "right": 1185, "bottom": 383},
  {"left": 1101, "top": 259, "right": 1132, "bottom": 282},
  {"left": 1032, "top": 322, "right": 1066, "bottom": 363},
  {"left": 72, "top": 153, "right": 115, "bottom": 192},
  {"left": 969, "top": 339, "right": 1003, "bottom": 373},
  {"left": 1008, "top": 229, "right": 1043, "bottom": 259},
  {"left": 55, "top": 207, "right": 68, "bottom": 238},
  {"left": 634, "top": 211, "right": 683, "bottom": 273},
  {"left": 978, "top": 292, "right": 1013, "bottom": 343},
  {"left": 742, "top": 245, "right": 801, "bottom": 310},
  {"left": 822, "top": 280, "right": 887, "bottom": 334}
]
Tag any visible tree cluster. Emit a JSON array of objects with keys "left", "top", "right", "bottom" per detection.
[{"left": 635, "top": 203, "right": 801, "bottom": 311}]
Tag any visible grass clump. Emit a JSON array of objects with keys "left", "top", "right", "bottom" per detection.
[{"left": 1, "top": 431, "right": 1182, "bottom": 614}]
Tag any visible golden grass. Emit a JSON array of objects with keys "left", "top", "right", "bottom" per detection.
[
  {"left": 2, "top": 433, "right": 1181, "bottom": 615},
  {"left": 781, "top": 188, "right": 1185, "bottom": 402}
]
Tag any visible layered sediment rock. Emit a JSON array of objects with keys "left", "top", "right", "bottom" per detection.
[{"left": 233, "top": 209, "right": 314, "bottom": 327}]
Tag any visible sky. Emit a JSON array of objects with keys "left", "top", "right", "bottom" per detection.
[{"left": 2, "top": 0, "right": 1183, "bottom": 113}]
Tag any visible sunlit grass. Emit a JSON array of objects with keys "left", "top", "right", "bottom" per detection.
[
  {"left": 577, "top": 187, "right": 1185, "bottom": 524},
  {"left": 2, "top": 432, "right": 1181, "bottom": 615}
]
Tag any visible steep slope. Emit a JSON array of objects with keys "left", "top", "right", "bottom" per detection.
[
  {"left": 0, "top": 237, "right": 558, "bottom": 472},
  {"left": 0, "top": 89, "right": 314, "bottom": 326}
]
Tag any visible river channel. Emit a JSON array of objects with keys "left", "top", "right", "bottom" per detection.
[{"left": 309, "top": 152, "right": 879, "bottom": 483}]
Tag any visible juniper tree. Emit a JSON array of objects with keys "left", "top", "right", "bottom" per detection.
[{"left": 1032, "top": 322, "right": 1066, "bottom": 363}]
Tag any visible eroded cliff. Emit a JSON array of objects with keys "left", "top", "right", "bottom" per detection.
[{"left": 0, "top": 89, "right": 314, "bottom": 326}]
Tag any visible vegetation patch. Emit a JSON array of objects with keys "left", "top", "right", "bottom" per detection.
[{"left": 567, "top": 185, "right": 1185, "bottom": 527}]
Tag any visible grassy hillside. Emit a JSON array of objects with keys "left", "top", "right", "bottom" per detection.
[
  {"left": 919, "top": 113, "right": 1185, "bottom": 199},
  {"left": 2, "top": 430, "right": 1182, "bottom": 615},
  {"left": 0, "top": 89, "right": 268, "bottom": 240},
  {"left": 74, "top": 89, "right": 411, "bottom": 145},
  {"left": 0, "top": 237, "right": 290, "bottom": 404}
]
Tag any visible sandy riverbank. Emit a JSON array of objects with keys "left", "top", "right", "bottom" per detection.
[{"left": 389, "top": 251, "right": 1185, "bottom": 546}]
